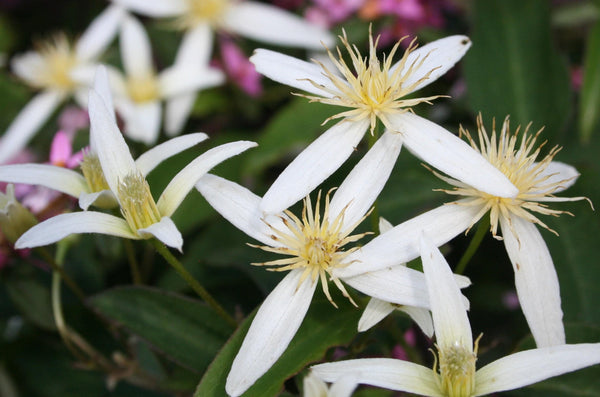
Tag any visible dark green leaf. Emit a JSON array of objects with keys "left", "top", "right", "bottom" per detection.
[{"left": 579, "top": 21, "right": 600, "bottom": 142}]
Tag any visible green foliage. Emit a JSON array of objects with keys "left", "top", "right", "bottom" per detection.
[{"left": 580, "top": 21, "right": 600, "bottom": 142}]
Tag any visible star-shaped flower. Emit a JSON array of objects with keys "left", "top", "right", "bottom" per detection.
[
  {"left": 311, "top": 234, "right": 600, "bottom": 397},
  {"left": 250, "top": 31, "right": 518, "bottom": 213},
  {"left": 0, "top": 5, "right": 125, "bottom": 163},
  {"left": 14, "top": 67, "right": 256, "bottom": 251},
  {"left": 196, "top": 132, "right": 469, "bottom": 396}
]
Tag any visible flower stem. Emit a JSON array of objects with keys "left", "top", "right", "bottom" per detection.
[
  {"left": 149, "top": 239, "right": 237, "bottom": 328},
  {"left": 36, "top": 247, "right": 86, "bottom": 302},
  {"left": 124, "top": 239, "right": 142, "bottom": 285},
  {"left": 455, "top": 216, "right": 490, "bottom": 275}
]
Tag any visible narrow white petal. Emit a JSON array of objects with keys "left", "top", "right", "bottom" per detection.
[
  {"left": 15, "top": 212, "right": 138, "bottom": 249},
  {"left": 394, "top": 35, "right": 471, "bottom": 93},
  {"left": 533, "top": 161, "right": 580, "bottom": 194},
  {"left": 260, "top": 119, "right": 369, "bottom": 214},
  {"left": 312, "top": 358, "right": 441, "bottom": 396},
  {"left": 76, "top": 5, "right": 124, "bottom": 61},
  {"left": 303, "top": 372, "right": 329, "bottom": 396},
  {"left": 175, "top": 24, "right": 213, "bottom": 67},
  {"left": 134, "top": 132, "right": 208, "bottom": 176},
  {"left": 379, "top": 217, "right": 394, "bottom": 234},
  {"left": 500, "top": 215, "right": 565, "bottom": 347},
  {"left": 120, "top": 15, "right": 155, "bottom": 78},
  {"left": 390, "top": 113, "right": 518, "bottom": 198},
  {"left": 398, "top": 306, "right": 435, "bottom": 338},
  {"left": 475, "top": 344, "right": 600, "bottom": 396},
  {"left": 78, "top": 190, "right": 118, "bottom": 210},
  {"left": 224, "top": 2, "right": 334, "bottom": 49},
  {"left": 357, "top": 298, "right": 395, "bottom": 332},
  {"left": 158, "top": 65, "right": 224, "bottom": 98},
  {"left": 111, "top": 0, "right": 186, "bottom": 17},
  {"left": 122, "top": 101, "right": 162, "bottom": 145},
  {"left": 0, "top": 164, "right": 88, "bottom": 198},
  {"left": 92, "top": 66, "right": 117, "bottom": 124},
  {"left": 330, "top": 131, "right": 403, "bottom": 229},
  {"left": 420, "top": 234, "right": 472, "bottom": 349},
  {"left": 157, "top": 141, "right": 257, "bottom": 217},
  {"left": 250, "top": 49, "right": 337, "bottom": 97},
  {"left": 138, "top": 216, "right": 183, "bottom": 252},
  {"left": 88, "top": 90, "right": 136, "bottom": 194},
  {"left": 338, "top": 201, "right": 479, "bottom": 277},
  {"left": 164, "top": 94, "right": 196, "bottom": 137},
  {"left": 328, "top": 375, "right": 359, "bottom": 397},
  {"left": 226, "top": 269, "right": 317, "bottom": 397},
  {"left": 0, "top": 90, "right": 64, "bottom": 164}
]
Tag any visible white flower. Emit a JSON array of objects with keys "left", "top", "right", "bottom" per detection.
[
  {"left": 196, "top": 132, "right": 468, "bottom": 396},
  {"left": 0, "top": 5, "right": 125, "bottom": 163},
  {"left": 303, "top": 370, "right": 357, "bottom": 397},
  {"left": 104, "top": 15, "right": 225, "bottom": 143},
  {"left": 14, "top": 67, "right": 256, "bottom": 252},
  {"left": 334, "top": 115, "right": 591, "bottom": 348},
  {"left": 312, "top": 234, "right": 600, "bottom": 397},
  {"left": 250, "top": 31, "right": 518, "bottom": 214}
]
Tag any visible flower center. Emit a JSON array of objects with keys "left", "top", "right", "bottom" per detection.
[
  {"left": 117, "top": 172, "right": 162, "bottom": 232},
  {"left": 302, "top": 28, "right": 442, "bottom": 134},
  {"left": 126, "top": 74, "right": 160, "bottom": 103},
  {"left": 177, "top": 0, "right": 230, "bottom": 29},
  {"left": 435, "top": 342, "right": 477, "bottom": 397},
  {"left": 251, "top": 190, "right": 370, "bottom": 307},
  {"left": 80, "top": 153, "right": 110, "bottom": 193},
  {"left": 31, "top": 35, "right": 79, "bottom": 90}
]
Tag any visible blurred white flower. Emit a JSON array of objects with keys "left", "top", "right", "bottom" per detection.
[{"left": 303, "top": 370, "right": 357, "bottom": 397}]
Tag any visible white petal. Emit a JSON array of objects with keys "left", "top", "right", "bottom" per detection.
[
  {"left": 391, "top": 113, "right": 518, "bottom": 198},
  {"left": 475, "top": 344, "right": 600, "bottom": 396},
  {"left": 134, "top": 132, "right": 208, "bottom": 176},
  {"left": 122, "top": 101, "right": 162, "bottom": 145},
  {"left": 120, "top": 15, "right": 155, "bottom": 78},
  {"left": 0, "top": 164, "right": 88, "bottom": 198},
  {"left": 138, "top": 216, "right": 183, "bottom": 252},
  {"left": 76, "top": 5, "right": 124, "bottom": 61},
  {"left": 328, "top": 375, "right": 359, "bottom": 397},
  {"left": 303, "top": 371, "right": 329, "bottom": 396},
  {"left": 111, "top": 0, "right": 186, "bottom": 16},
  {"left": 88, "top": 90, "right": 136, "bottom": 195},
  {"left": 500, "top": 214, "right": 565, "bottom": 347},
  {"left": 379, "top": 217, "right": 394, "bottom": 234},
  {"left": 15, "top": 212, "right": 138, "bottom": 249},
  {"left": 330, "top": 130, "right": 403, "bottom": 229},
  {"left": 226, "top": 269, "right": 317, "bottom": 397},
  {"left": 78, "top": 190, "right": 118, "bottom": 210},
  {"left": 158, "top": 65, "right": 224, "bottom": 98},
  {"left": 357, "top": 298, "right": 395, "bottom": 332},
  {"left": 394, "top": 35, "right": 471, "bottom": 93},
  {"left": 175, "top": 24, "right": 213, "bottom": 67},
  {"left": 533, "top": 161, "right": 580, "bottom": 194},
  {"left": 224, "top": 2, "right": 334, "bottom": 49},
  {"left": 338, "top": 201, "right": 479, "bottom": 277},
  {"left": 0, "top": 90, "right": 64, "bottom": 164},
  {"left": 312, "top": 358, "right": 441, "bottom": 396},
  {"left": 157, "top": 141, "right": 257, "bottom": 217},
  {"left": 260, "top": 119, "right": 369, "bottom": 214},
  {"left": 420, "top": 234, "right": 472, "bottom": 349},
  {"left": 92, "top": 66, "right": 117, "bottom": 124},
  {"left": 164, "top": 94, "right": 196, "bottom": 137},
  {"left": 397, "top": 306, "right": 434, "bottom": 338},
  {"left": 250, "top": 49, "right": 337, "bottom": 97}
]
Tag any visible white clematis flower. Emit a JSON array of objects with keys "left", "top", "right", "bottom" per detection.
[
  {"left": 196, "top": 132, "right": 469, "bottom": 396},
  {"left": 338, "top": 115, "right": 591, "bottom": 348},
  {"left": 303, "top": 370, "right": 357, "bottom": 397},
  {"left": 0, "top": 5, "right": 125, "bottom": 163},
  {"left": 251, "top": 31, "right": 518, "bottom": 214},
  {"left": 102, "top": 15, "right": 225, "bottom": 143},
  {"left": 312, "top": 234, "right": 600, "bottom": 397},
  {"left": 14, "top": 67, "right": 256, "bottom": 252}
]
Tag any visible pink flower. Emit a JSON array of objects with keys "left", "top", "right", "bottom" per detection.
[
  {"left": 49, "top": 130, "right": 84, "bottom": 169},
  {"left": 57, "top": 106, "right": 89, "bottom": 136},
  {"left": 313, "top": 0, "right": 365, "bottom": 22},
  {"left": 220, "top": 40, "right": 263, "bottom": 97}
]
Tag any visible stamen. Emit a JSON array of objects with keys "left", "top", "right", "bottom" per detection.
[
  {"left": 126, "top": 74, "right": 160, "bottom": 103},
  {"left": 80, "top": 152, "right": 110, "bottom": 193},
  {"left": 117, "top": 172, "right": 162, "bottom": 232},
  {"left": 29, "top": 34, "right": 78, "bottom": 90},
  {"left": 175, "top": 0, "right": 229, "bottom": 29}
]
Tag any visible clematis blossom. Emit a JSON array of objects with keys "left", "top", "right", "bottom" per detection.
[
  {"left": 196, "top": 131, "right": 470, "bottom": 396},
  {"left": 14, "top": 67, "right": 256, "bottom": 252},
  {"left": 0, "top": 5, "right": 125, "bottom": 163},
  {"left": 312, "top": 234, "right": 600, "bottom": 397},
  {"left": 251, "top": 31, "right": 518, "bottom": 214}
]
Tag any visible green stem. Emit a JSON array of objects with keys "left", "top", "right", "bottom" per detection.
[
  {"left": 36, "top": 248, "right": 86, "bottom": 302},
  {"left": 455, "top": 216, "right": 490, "bottom": 275},
  {"left": 124, "top": 239, "right": 142, "bottom": 285},
  {"left": 150, "top": 239, "right": 237, "bottom": 328}
]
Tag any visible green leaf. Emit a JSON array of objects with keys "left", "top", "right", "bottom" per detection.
[
  {"left": 195, "top": 295, "right": 362, "bottom": 397},
  {"left": 579, "top": 21, "right": 600, "bottom": 142},
  {"left": 464, "top": 0, "right": 571, "bottom": 140},
  {"left": 89, "top": 286, "right": 233, "bottom": 372}
]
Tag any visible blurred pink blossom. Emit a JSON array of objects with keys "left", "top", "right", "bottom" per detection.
[
  {"left": 220, "top": 40, "right": 263, "bottom": 97},
  {"left": 49, "top": 130, "right": 84, "bottom": 169},
  {"left": 57, "top": 106, "right": 89, "bottom": 137},
  {"left": 312, "top": 0, "right": 365, "bottom": 23},
  {"left": 571, "top": 66, "right": 583, "bottom": 91}
]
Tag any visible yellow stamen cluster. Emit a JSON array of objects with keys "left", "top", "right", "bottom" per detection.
[
  {"left": 303, "top": 29, "right": 442, "bottom": 134},
  {"left": 176, "top": 0, "right": 229, "bottom": 29},
  {"left": 31, "top": 34, "right": 79, "bottom": 90},
  {"left": 80, "top": 153, "right": 110, "bottom": 193},
  {"left": 433, "top": 338, "right": 479, "bottom": 397},
  {"left": 251, "top": 191, "right": 370, "bottom": 307},
  {"left": 434, "top": 115, "right": 589, "bottom": 239},
  {"left": 117, "top": 172, "right": 162, "bottom": 232},
  {"left": 126, "top": 74, "right": 160, "bottom": 103}
]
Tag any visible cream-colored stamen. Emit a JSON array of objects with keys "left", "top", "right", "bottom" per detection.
[
  {"left": 126, "top": 74, "right": 160, "bottom": 103},
  {"left": 117, "top": 172, "right": 162, "bottom": 231},
  {"left": 433, "top": 336, "right": 480, "bottom": 397},
  {"left": 29, "top": 34, "right": 79, "bottom": 90},
  {"left": 176, "top": 0, "right": 230, "bottom": 29},
  {"left": 80, "top": 153, "right": 110, "bottom": 193}
]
